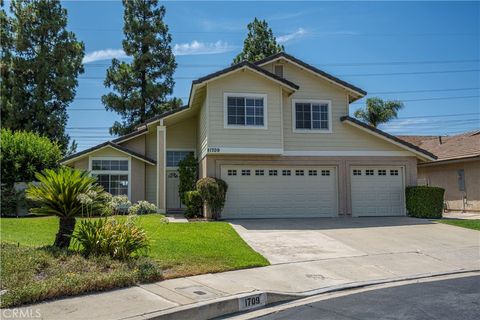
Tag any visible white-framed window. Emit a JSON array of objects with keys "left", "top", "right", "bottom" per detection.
[
  {"left": 295, "top": 170, "right": 304, "bottom": 176},
  {"left": 353, "top": 169, "right": 362, "bottom": 176},
  {"left": 390, "top": 169, "right": 399, "bottom": 176},
  {"left": 292, "top": 99, "right": 332, "bottom": 133},
  {"left": 321, "top": 170, "right": 331, "bottom": 176},
  {"left": 269, "top": 169, "right": 278, "bottom": 176},
  {"left": 282, "top": 169, "right": 291, "bottom": 176},
  {"left": 308, "top": 170, "right": 317, "bottom": 176},
  {"left": 166, "top": 150, "right": 194, "bottom": 168},
  {"left": 255, "top": 169, "right": 265, "bottom": 176},
  {"left": 224, "top": 93, "right": 267, "bottom": 129},
  {"left": 366, "top": 169, "right": 374, "bottom": 176},
  {"left": 241, "top": 169, "right": 251, "bottom": 176},
  {"left": 378, "top": 169, "right": 387, "bottom": 176},
  {"left": 90, "top": 157, "right": 130, "bottom": 197},
  {"left": 228, "top": 169, "right": 237, "bottom": 176}
]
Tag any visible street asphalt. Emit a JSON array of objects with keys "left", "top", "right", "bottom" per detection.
[{"left": 258, "top": 276, "right": 480, "bottom": 320}]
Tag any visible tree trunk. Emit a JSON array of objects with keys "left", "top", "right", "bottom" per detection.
[{"left": 54, "top": 217, "right": 76, "bottom": 248}]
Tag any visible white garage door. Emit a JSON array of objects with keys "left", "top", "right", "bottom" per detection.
[
  {"left": 351, "top": 167, "right": 405, "bottom": 216},
  {"left": 221, "top": 165, "right": 337, "bottom": 219}
]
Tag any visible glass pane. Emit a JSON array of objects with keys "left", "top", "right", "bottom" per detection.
[
  {"left": 320, "top": 121, "right": 328, "bottom": 129},
  {"left": 255, "top": 117, "right": 264, "bottom": 126},
  {"left": 236, "top": 97, "right": 245, "bottom": 106},
  {"left": 246, "top": 116, "right": 255, "bottom": 125},
  {"left": 255, "top": 99, "right": 263, "bottom": 107},
  {"left": 227, "top": 97, "right": 236, "bottom": 106},
  {"left": 92, "top": 160, "right": 101, "bottom": 170},
  {"left": 119, "top": 160, "right": 128, "bottom": 170},
  {"left": 101, "top": 160, "right": 110, "bottom": 170},
  {"left": 255, "top": 107, "right": 263, "bottom": 116},
  {"left": 227, "top": 116, "right": 236, "bottom": 125},
  {"left": 312, "top": 120, "right": 321, "bottom": 129},
  {"left": 246, "top": 106, "right": 254, "bottom": 115},
  {"left": 110, "top": 160, "right": 119, "bottom": 170},
  {"left": 246, "top": 98, "right": 255, "bottom": 106}
]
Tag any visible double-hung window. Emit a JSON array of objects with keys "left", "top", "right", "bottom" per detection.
[
  {"left": 166, "top": 150, "right": 194, "bottom": 168},
  {"left": 225, "top": 93, "right": 267, "bottom": 128},
  {"left": 293, "top": 100, "right": 331, "bottom": 132},
  {"left": 91, "top": 158, "right": 129, "bottom": 197}
]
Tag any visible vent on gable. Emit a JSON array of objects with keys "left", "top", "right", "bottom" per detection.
[{"left": 274, "top": 64, "right": 284, "bottom": 78}]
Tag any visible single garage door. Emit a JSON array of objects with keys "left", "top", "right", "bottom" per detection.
[
  {"left": 221, "top": 165, "right": 337, "bottom": 219},
  {"left": 351, "top": 167, "right": 405, "bottom": 216}
]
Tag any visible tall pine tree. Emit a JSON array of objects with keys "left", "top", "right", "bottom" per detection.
[
  {"left": 0, "top": 0, "right": 84, "bottom": 152},
  {"left": 233, "top": 18, "right": 284, "bottom": 64},
  {"left": 102, "top": 0, "right": 179, "bottom": 136}
]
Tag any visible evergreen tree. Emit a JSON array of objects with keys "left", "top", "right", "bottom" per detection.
[
  {"left": 0, "top": 0, "right": 84, "bottom": 152},
  {"left": 102, "top": 0, "right": 178, "bottom": 136},
  {"left": 233, "top": 18, "right": 284, "bottom": 64}
]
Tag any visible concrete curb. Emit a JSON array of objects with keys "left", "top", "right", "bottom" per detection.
[{"left": 127, "top": 268, "right": 480, "bottom": 320}]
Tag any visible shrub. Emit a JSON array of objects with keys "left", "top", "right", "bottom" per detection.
[
  {"left": 128, "top": 201, "right": 157, "bottom": 215},
  {"left": 178, "top": 153, "right": 198, "bottom": 203},
  {"left": 405, "top": 186, "right": 445, "bottom": 218},
  {"left": 196, "top": 177, "right": 228, "bottom": 220},
  {"left": 0, "top": 129, "right": 63, "bottom": 188},
  {"left": 1, "top": 186, "right": 21, "bottom": 216},
  {"left": 26, "top": 167, "right": 106, "bottom": 248},
  {"left": 109, "top": 195, "right": 132, "bottom": 215},
  {"left": 72, "top": 215, "right": 149, "bottom": 260},
  {"left": 183, "top": 190, "right": 203, "bottom": 218}
]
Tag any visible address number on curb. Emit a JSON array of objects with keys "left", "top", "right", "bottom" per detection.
[{"left": 238, "top": 293, "right": 267, "bottom": 311}]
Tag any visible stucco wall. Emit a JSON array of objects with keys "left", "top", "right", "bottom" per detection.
[
  {"left": 166, "top": 116, "right": 197, "bottom": 150},
  {"left": 418, "top": 159, "right": 480, "bottom": 211},
  {"left": 205, "top": 154, "right": 417, "bottom": 216}
]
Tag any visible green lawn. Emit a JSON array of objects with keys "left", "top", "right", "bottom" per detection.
[
  {"left": 438, "top": 219, "right": 480, "bottom": 231},
  {"left": 0, "top": 215, "right": 269, "bottom": 307}
]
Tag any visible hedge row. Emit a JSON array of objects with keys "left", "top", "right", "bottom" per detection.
[{"left": 405, "top": 186, "right": 445, "bottom": 218}]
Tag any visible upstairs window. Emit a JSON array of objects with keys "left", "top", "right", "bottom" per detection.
[
  {"left": 293, "top": 100, "right": 331, "bottom": 132},
  {"left": 225, "top": 94, "right": 266, "bottom": 128}
]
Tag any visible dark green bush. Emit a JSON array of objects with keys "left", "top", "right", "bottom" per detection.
[
  {"left": 183, "top": 190, "right": 203, "bottom": 218},
  {"left": 178, "top": 154, "right": 198, "bottom": 203},
  {"left": 196, "top": 177, "right": 228, "bottom": 220},
  {"left": 405, "top": 186, "right": 445, "bottom": 218},
  {"left": 1, "top": 186, "right": 20, "bottom": 216}
]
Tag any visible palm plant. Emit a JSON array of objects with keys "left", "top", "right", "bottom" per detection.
[
  {"left": 354, "top": 97, "right": 404, "bottom": 128},
  {"left": 26, "top": 167, "right": 105, "bottom": 248}
]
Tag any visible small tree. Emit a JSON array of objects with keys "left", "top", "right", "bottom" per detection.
[
  {"left": 177, "top": 154, "right": 198, "bottom": 204},
  {"left": 196, "top": 177, "right": 228, "bottom": 220},
  {"left": 354, "top": 97, "right": 404, "bottom": 128},
  {"left": 233, "top": 18, "right": 284, "bottom": 64},
  {"left": 26, "top": 167, "right": 106, "bottom": 248}
]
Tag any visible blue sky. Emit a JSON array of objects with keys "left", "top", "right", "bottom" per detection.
[{"left": 36, "top": 1, "right": 480, "bottom": 150}]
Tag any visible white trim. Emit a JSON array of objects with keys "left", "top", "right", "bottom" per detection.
[
  {"left": 280, "top": 87, "right": 284, "bottom": 147},
  {"left": 207, "top": 147, "right": 284, "bottom": 155},
  {"left": 257, "top": 56, "right": 365, "bottom": 98},
  {"left": 283, "top": 150, "right": 413, "bottom": 157},
  {"left": 292, "top": 99, "right": 333, "bottom": 133},
  {"left": 61, "top": 144, "right": 155, "bottom": 166},
  {"left": 223, "top": 92, "right": 268, "bottom": 130},
  {"left": 342, "top": 119, "right": 436, "bottom": 161},
  {"left": 89, "top": 156, "right": 131, "bottom": 200}
]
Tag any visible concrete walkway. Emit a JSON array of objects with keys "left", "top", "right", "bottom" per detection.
[{"left": 8, "top": 218, "right": 480, "bottom": 320}]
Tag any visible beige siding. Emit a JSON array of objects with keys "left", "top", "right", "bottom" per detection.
[
  {"left": 119, "top": 135, "right": 146, "bottom": 154},
  {"left": 207, "top": 70, "right": 283, "bottom": 149},
  {"left": 130, "top": 158, "right": 145, "bottom": 203},
  {"left": 166, "top": 116, "right": 197, "bottom": 150},
  {"left": 71, "top": 157, "right": 88, "bottom": 170},
  {"left": 418, "top": 160, "right": 480, "bottom": 211},
  {"left": 262, "top": 61, "right": 406, "bottom": 152}
]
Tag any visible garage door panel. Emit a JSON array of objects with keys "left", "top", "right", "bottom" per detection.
[
  {"left": 351, "top": 167, "right": 405, "bottom": 217},
  {"left": 221, "top": 165, "right": 337, "bottom": 219}
]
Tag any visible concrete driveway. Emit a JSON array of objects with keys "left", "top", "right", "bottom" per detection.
[{"left": 230, "top": 217, "right": 480, "bottom": 265}]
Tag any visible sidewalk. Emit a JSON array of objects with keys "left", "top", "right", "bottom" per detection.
[{"left": 9, "top": 243, "right": 479, "bottom": 320}]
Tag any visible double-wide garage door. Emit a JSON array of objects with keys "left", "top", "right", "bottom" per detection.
[{"left": 221, "top": 165, "right": 337, "bottom": 219}]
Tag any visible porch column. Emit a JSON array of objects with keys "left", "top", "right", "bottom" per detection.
[{"left": 156, "top": 126, "right": 166, "bottom": 213}]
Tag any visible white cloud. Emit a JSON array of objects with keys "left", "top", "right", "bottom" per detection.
[
  {"left": 277, "top": 28, "right": 307, "bottom": 43},
  {"left": 83, "top": 49, "right": 127, "bottom": 64},
  {"left": 379, "top": 119, "right": 429, "bottom": 133},
  {"left": 173, "top": 40, "right": 235, "bottom": 56}
]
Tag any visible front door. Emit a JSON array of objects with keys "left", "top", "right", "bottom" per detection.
[{"left": 166, "top": 170, "right": 181, "bottom": 209}]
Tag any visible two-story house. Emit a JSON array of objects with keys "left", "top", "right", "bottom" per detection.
[{"left": 61, "top": 52, "right": 436, "bottom": 218}]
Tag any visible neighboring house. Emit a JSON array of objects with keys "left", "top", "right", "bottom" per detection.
[
  {"left": 398, "top": 132, "right": 480, "bottom": 212},
  {"left": 61, "top": 52, "right": 436, "bottom": 218}
]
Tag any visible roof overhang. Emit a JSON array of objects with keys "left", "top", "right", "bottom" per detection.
[
  {"left": 418, "top": 155, "right": 480, "bottom": 167},
  {"left": 60, "top": 142, "right": 156, "bottom": 166},
  {"left": 340, "top": 116, "right": 437, "bottom": 162},
  {"left": 255, "top": 53, "right": 366, "bottom": 102}
]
